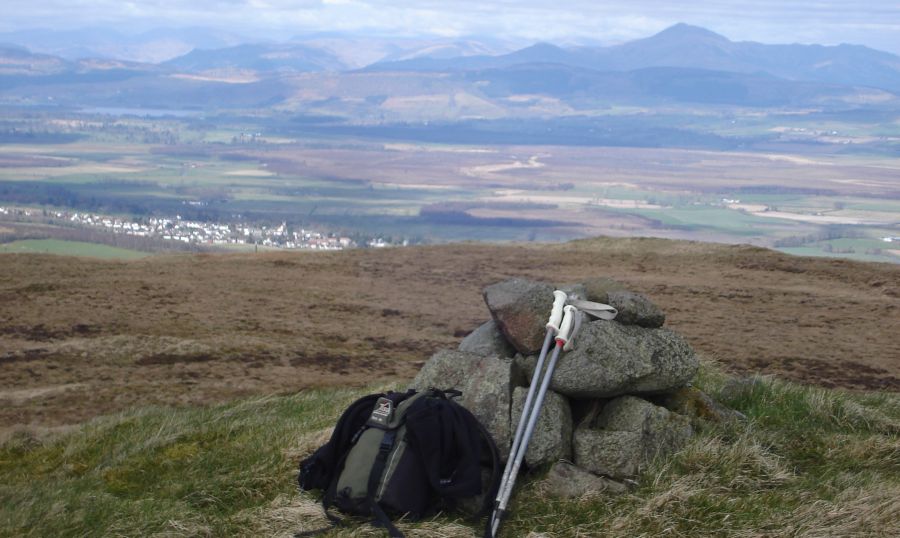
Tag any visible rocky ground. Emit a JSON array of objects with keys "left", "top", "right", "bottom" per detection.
[{"left": 1, "top": 237, "right": 898, "bottom": 440}]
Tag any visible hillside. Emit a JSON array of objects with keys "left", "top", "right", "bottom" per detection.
[
  {"left": 2, "top": 237, "right": 898, "bottom": 441},
  {"left": 2, "top": 237, "right": 899, "bottom": 537},
  {"left": 163, "top": 43, "right": 347, "bottom": 73}
]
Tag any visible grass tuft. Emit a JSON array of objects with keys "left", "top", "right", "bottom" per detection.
[{"left": 1, "top": 367, "right": 897, "bottom": 537}]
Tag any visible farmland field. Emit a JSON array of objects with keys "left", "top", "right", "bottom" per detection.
[
  {"left": 0, "top": 239, "right": 149, "bottom": 259},
  {"left": 0, "top": 109, "right": 898, "bottom": 261}
]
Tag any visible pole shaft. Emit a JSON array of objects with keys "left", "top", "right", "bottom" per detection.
[
  {"left": 491, "top": 342, "right": 563, "bottom": 537},
  {"left": 491, "top": 329, "right": 553, "bottom": 531}
]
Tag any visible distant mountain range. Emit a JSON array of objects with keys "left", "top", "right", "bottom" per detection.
[
  {"left": 162, "top": 43, "right": 347, "bottom": 73},
  {"left": 0, "top": 27, "right": 519, "bottom": 67},
  {"left": 1, "top": 24, "right": 899, "bottom": 114},
  {"left": 0, "top": 27, "right": 248, "bottom": 63},
  {"left": 368, "top": 24, "right": 900, "bottom": 94}
]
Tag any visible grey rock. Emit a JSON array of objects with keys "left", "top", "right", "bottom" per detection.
[
  {"left": 582, "top": 277, "right": 628, "bottom": 303},
  {"left": 543, "top": 461, "right": 629, "bottom": 498},
  {"left": 410, "top": 350, "right": 515, "bottom": 454},
  {"left": 593, "top": 395, "right": 660, "bottom": 431},
  {"left": 458, "top": 319, "right": 516, "bottom": 358},
  {"left": 575, "top": 396, "right": 693, "bottom": 479},
  {"left": 557, "top": 282, "right": 588, "bottom": 301},
  {"left": 483, "top": 278, "right": 555, "bottom": 355},
  {"left": 545, "top": 321, "right": 699, "bottom": 398},
  {"left": 596, "top": 396, "right": 693, "bottom": 461},
  {"left": 511, "top": 387, "right": 572, "bottom": 467},
  {"left": 573, "top": 428, "right": 642, "bottom": 479},
  {"left": 607, "top": 290, "right": 666, "bottom": 328}
]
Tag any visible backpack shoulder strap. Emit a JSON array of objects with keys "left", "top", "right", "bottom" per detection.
[
  {"left": 366, "top": 429, "right": 405, "bottom": 538},
  {"left": 295, "top": 394, "right": 384, "bottom": 537},
  {"left": 298, "top": 393, "right": 382, "bottom": 491}
]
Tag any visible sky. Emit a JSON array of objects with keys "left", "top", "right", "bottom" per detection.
[{"left": 3, "top": 0, "right": 900, "bottom": 54}]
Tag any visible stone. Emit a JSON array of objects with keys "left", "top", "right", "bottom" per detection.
[
  {"left": 575, "top": 396, "right": 693, "bottom": 479},
  {"left": 543, "top": 461, "right": 629, "bottom": 498},
  {"left": 458, "top": 319, "right": 516, "bottom": 358},
  {"left": 541, "top": 321, "right": 699, "bottom": 399},
  {"left": 582, "top": 277, "right": 628, "bottom": 303},
  {"left": 595, "top": 396, "right": 693, "bottom": 464},
  {"left": 511, "top": 387, "right": 572, "bottom": 467},
  {"left": 606, "top": 290, "right": 666, "bottom": 328},
  {"left": 573, "top": 396, "right": 692, "bottom": 479},
  {"left": 573, "top": 428, "right": 642, "bottom": 479},
  {"left": 409, "top": 350, "right": 516, "bottom": 454},
  {"left": 557, "top": 282, "right": 588, "bottom": 301},
  {"left": 659, "top": 387, "right": 745, "bottom": 424},
  {"left": 483, "top": 278, "right": 555, "bottom": 355}
]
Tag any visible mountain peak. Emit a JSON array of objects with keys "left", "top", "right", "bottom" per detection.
[
  {"left": 518, "top": 42, "right": 565, "bottom": 53},
  {"left": 652, "top": 23, "right": 729, "bottom": 42}
]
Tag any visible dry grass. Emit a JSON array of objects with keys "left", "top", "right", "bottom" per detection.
[
  {"left": 491, "top": 370, "right": 900, "bottom": 537},
  {"left": 2, "top": 238, "right": 898, "bottom": 438},
  {"left": 242, "top": 494, "right": 479, "bottom": 538},
  {"left": 1, "top": 369, "right": 898, "bottom": 537}
]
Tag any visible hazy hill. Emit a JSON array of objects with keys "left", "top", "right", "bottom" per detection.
[
  {"left": 364, "top": 41, "right": 572, "bottom": 72},
  {"left": 371, "top": 23, "right": 900, "bottom": 93},
  {"left": 468, "top": 63, "right": 867, "bottom": 107},
  {"left": 597, "top": 24, "right": 900, "bottom": 92},
  {"left": 378, "top": 39, "right": 512, "bottom": 62},
  {"left": 0, "top": 27, "right": 249, "bottom": 63},
  {"left": 2, "top": 44, "right": 891, "bottom": 112},
  {"left": 0, "top": 45, "right": 173, "bottom": 94},
  {"left": 163, "top": 43, "right": 347, "bottom": 74},
  {"left": 1, "top": 24, "right": 899, "bottom": 118},
  {"left": 0, "top": 44, "right": 72, "bottom": 75}
]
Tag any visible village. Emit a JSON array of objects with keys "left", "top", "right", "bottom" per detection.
[{"left": 0, "top": 205, "right": 399, "bottom": 250}]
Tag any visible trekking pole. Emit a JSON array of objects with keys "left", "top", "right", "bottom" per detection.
[
  {"left": 489, "top": 290, "right": 566, "bottom": 532},
  {"left": 489, "top": 304, "right": 577, "bottom": 538}
]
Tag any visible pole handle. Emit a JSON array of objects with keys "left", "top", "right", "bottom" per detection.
[
  {"left": 547, "top": 290, "right": 567, "bottom": 332},
  {"left": 556, "top": 305, "right": 577, "bottom": 345}
]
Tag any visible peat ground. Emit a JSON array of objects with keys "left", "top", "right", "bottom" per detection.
[{"left": 1, "top": 237, "right": 898, "bottom": 438}]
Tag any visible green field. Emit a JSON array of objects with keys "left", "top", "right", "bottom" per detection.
[
  {"left": 0, "top": 239, "right": 149, "bottom": 259},
  {"left": 618, "top": 206, "right": 786, "bottom": 237}
]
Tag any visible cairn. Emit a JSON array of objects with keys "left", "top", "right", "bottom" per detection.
[{"left": 410, "top": 277, "right": 739, "bottom": 498}]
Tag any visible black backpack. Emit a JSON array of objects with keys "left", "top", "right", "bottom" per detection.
[{"left": 297, "top": 388, "right": 501, "bottom": 537}]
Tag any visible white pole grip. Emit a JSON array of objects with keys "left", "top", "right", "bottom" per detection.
[
  {"left": 556, "top": 305, "right": 577, "bottom": 345},
  {"left": 547, "top": 290, "right": 567, "bottom": 332}
]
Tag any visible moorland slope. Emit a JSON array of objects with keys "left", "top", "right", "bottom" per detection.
[{"left": 1, "top": 237, "right": 898, "bottom": 440}]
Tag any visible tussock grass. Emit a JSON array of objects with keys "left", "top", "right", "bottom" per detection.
[
  {"left": 1, "top": 368, "right": 898, "bottom": 537},
  {"left": 496, "top": 368, "right": 900, "bottom": 537}
]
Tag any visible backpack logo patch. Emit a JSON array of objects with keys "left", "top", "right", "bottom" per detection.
[{"left": 368, "top": 397, "right": 394, "bottom": 427}]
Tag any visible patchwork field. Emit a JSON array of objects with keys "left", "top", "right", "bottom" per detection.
[{"left": 2, "top": 113, "right": 898, "bottom": 262}]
